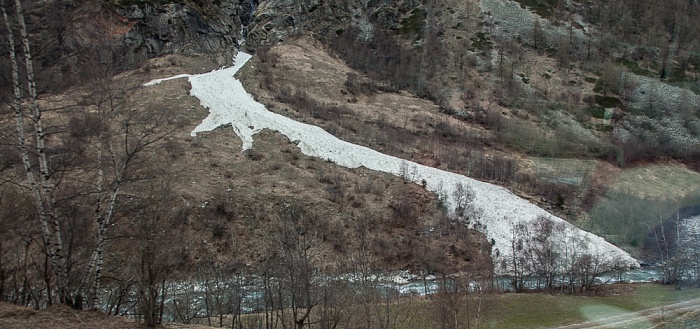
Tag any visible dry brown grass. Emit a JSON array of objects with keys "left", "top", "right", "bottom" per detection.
[
  {"left": 0, "top": 302, "right": 219, "bottom": 329},
  {"left": 0, "top": 302, "right": 137, "bottom": 329},
  {"left": 238, "top": 37, "right": 524, "bottom": 179},
  {"left": 115, "top": 52, "right": 491, "bottom": 273}
]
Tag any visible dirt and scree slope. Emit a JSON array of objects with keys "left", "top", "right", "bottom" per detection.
[
  {"left": 2, "top": 0, "right": 700, "bottom": 326},
  {"left": 0, "top": 302, "right": 215, "bottom": 329},
  {"left": 106, "top": 50, "right": 493, "bottom": 275}
]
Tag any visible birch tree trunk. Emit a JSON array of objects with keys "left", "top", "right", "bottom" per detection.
[
  {"left": 76, "top": 142, "right": 120, "bottom": 309},
  {"left": 3, "top": 0, "right": 68, "bottom": 305}
]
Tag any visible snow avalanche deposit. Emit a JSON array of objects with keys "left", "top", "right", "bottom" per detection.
[{"left": 145, "top": 52, "right": 639, "bottom": 273}]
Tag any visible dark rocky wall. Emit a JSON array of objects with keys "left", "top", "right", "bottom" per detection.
[
  {"left": 244, "top": 0, "right": 422, "bottom": 51},
  {"left": 116, "top": 0, "right": 245, "bottom": 66},
  {"left": 0, "top": 0, "right": 422, "bottom": 93}
]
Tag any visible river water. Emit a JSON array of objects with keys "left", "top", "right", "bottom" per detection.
[{"left": 149, "top": 214, "right": 700, "bottom": 315}]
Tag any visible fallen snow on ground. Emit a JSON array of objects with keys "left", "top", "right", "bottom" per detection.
[
  {"left": 144, "top": 52, "right": 638, "bottom": 273},
  {"left": 143, "top": 73, "right": 192, "bottom": 86}
]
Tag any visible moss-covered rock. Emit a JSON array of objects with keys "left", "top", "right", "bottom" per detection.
[{"left": 595, "top": 95, "right": 622, "bottom": 108}]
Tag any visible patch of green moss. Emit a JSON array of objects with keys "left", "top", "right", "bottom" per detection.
[
  {"left": 518, "top": 73, "right": 530, "bottom": 84},
  {"left": 618, "top": 58, "right": 656, "bottom": 77},
  {"left": 585, "top": 77, "right": 597, "bottom": 84},
  {"left": 399, "top": 8, "right": 427, "bottom": 36},
  {"left": 590, "top": 106, "right": 606, "bottom": 119},
  {"left": 469, "top": 32, "right": 492, "bottom": 51},
  {"left": 666, "top": 67, "right": 689, "bottom": 83},
  {"left": 595, "top": 95, "right": 622, "bottom": 108},
  {"left": 512, "top": 0, "right": 556, "bottom": 17},
  {"left": 595, "top": 124, "right": 614, "bottom": 132},
  {"left": 593, "top": 80, "right": 605, "bottom": 94}
]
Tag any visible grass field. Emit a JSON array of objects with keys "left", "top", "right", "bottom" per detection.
[
  {"left": 378, "top": 283, "right": 700, "bottom": 329},
  {"left": 525, "top": 159, "right": 700, "bottom": 252},
  {"left": 453, "top": 284, "right": 700, "bottom": 328},
  {"left": 414, "top": 284, "right": 700, "bottom": 329},
  {"left": 610, "top": 165, "right": 700, "bottom": 200},
  {"left": 587, "top": 165, "right": 700, "bottom": 251},
  {"left": 528, "top": 160, "right": 700, "bottom": 201}
]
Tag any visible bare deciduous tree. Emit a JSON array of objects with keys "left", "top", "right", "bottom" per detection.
[
  {"left": 2, "top": 0, "right": 70, "bottom": 305},
  {"left": 127, "top": 182, "right": 188, "bottom": 327}
]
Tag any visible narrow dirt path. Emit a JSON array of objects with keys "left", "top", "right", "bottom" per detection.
[{"left": 555, "top": 297, "right": 700, "bottom": 328}]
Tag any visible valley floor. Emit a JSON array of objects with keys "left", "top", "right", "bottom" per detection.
[
  {"left": 1, "top": 284, "right": 698, "bottom": 329},
  {"left": 556, "top": 297, "right": 700, "bottom": 328}
]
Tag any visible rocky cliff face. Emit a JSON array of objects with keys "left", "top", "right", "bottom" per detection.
[
  {"left": 116, "top": 0, "right": 245, "bottom": 66},
  {"left": 244, "top": 0, "right": 422, "bottom": 51},
  {"left": 245, "top": 0, "right": 352, "bottom": 51},
  {"left": 13, "top": 0, "right": 423, "bottom": 91},
  {"left": 55, "top": 0, "right": 422, "bottom": 68}
]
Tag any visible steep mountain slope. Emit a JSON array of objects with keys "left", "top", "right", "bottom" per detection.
[
  {"left": 2, "top": 0, "right": 700, "bottom": 321},
  {"left": 132, "top": 48, "right": 490, "bottom": 274},
  {"left": 164, "top": 45, "right": 636, "bottom": 271}
]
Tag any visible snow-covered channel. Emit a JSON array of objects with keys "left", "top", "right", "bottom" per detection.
[{"left": 144, "top": 52, "right": 638, "bottom": 273}]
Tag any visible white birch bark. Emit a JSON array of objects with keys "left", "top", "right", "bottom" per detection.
[{"left": 3, "top": 0, "right": 68, "bottom": 304}]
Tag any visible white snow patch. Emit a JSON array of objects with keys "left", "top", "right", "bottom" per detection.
[
  {"left": 146, "top": 52, "right": 639, "bottom": 273},
  {"left": 143, "top": 74, "right": 192, "bottom": 86}
]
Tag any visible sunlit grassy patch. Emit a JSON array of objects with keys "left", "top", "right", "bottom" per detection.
[
  {"left": 610, "top": 165, "right": 700, "bottom": 200},
  {"left": 587, "top": 168, "right": 700, "bottom": 250},
  {"left": 480, "top": 284, "right": 700, "bottom": 329}
]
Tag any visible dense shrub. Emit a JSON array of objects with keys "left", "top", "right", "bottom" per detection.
[
  {"left": 612, "top": 115, "right": 700, "bottom": 167},
  {"left": 275, "top": 86, "right": 351, "bottom": 122},
  {"left": 325, "top": 21, "right": 448, "bottom": 103}
]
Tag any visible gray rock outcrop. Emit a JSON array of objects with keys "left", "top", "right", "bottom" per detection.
[
  {"left": 111, "top": 0, "right": 409, "bottom": 63},
  {"left": 8, "top": 0, "right": 421, "bottom": 91},
  {"left": 117, "top": 0, "right": 245, "bottom": 66},
  {"left": 244, "top": 0, "right": 422, "bottom": 51}
]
